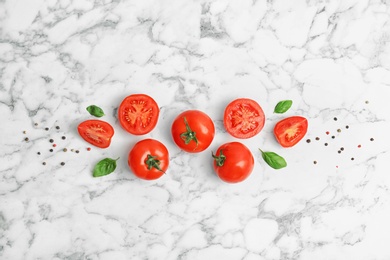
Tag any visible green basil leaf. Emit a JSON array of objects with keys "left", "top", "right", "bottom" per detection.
[
  {"left": 259, "top": 149, "right": 287, "bottom": 169},
  {"left": 274, "top": 100, "right": 293, "bottom": 114},
  {"left": 93, "top": 157, "right": 119, "bottom": 177},
  {"left": 86, "top": 105, "right": 105, "bottom": 117}
]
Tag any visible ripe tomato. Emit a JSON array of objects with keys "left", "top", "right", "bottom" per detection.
[
  {"left": 212, "top": 142, "right": 254, "bottom": 183},
  {"left": 224, "top": 98, "right": 265, "bottom": 139},
  {"left": 77, "top": 120, "right": 114, "bottom": 148},
  {"left": 128, "top": 139, "right": 169, "bottom": 180},
  {"left": 118, "top": 94, "right": 159, "bottom": 135},
  {"left": 171, "top": 110, "right": 215, "bottom": 153},
  {"left": 274, "top": 116, "right": 308, "bottom": 147}
]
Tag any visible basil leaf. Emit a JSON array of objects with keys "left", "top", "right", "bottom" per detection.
[
  {"left": 259, "top": 149, "right": 287, "bottom": 169},
  {"left": 274, "top": 100, "right": 293, "bottom": 114},
  {"left": 86, "top": 105, "right": 105, "bottom": 117},
  {"left": 93, "top": 158, "right": 119, "bottom": 177}
]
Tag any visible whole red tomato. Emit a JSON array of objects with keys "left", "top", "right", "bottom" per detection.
[
  {"left": 128, "top": 139, "right": 169, "bottom": 180},
  {"left": 77, "top": 120, "right": 114, "bottom": 148},
  {"left": 274, "top": 116, "right": 308, "bottom": 147},
  {"left": 212, "top": 142, "right": 254, "bottom": 183},
  {"left": 171, "top": 110, "right": 215, "bottom": 153}
]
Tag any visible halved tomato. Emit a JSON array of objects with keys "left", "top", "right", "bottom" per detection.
[
  {"left": 274, "top": 116, "right": 308, "bottom": 147},
  {"left": 223, "top": 98, "right": 265, "bottom": 139},
  {"left": 77, "top": 120, "right": 114, "bottom": 148},
  {"left": 118, "top": 94, "right": 159, "bottom": 135}
]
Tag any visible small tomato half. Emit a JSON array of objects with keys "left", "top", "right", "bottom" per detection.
[
  {"left": 171, "top": 110, "right": 215, "bottom": 153},
  {"left": 118, "top": 94, "right": 159, "bottom": 135},
  {"left": 128, "top": 139, "right": 169, "bottom": 180},
  {"left": 224, "top": 98, "right": 265, "bottom": 139},
  {"left": 77, "top": 120, "right": 114, "bottom": 148},
  {"left": 212, "top": 142, "right": 254, "bottom": 183},
  {"left": 274, "top": 116, "right": 308, "bottom": 147}
]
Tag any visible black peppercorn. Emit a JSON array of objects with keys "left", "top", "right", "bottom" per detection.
[
  {"left": 56, "top": 126, "right": 60, "bottom": 130},
  {"left": 45, "top": 127, "right": 49, "bottom": 131},
  {"left": 49, "top": 139, "right": 54, "bottom": 143},
  {"left": 62, "top": 136, "right": 66, "bottom": 140},
  {"left": 49, "top": 149, "right": 53, "bottom": 152},
  {"left": 60, "top": 162, "right": 65, "bottom": 166}
]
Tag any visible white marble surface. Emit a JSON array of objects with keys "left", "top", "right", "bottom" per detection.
[{"left": 1, "top": 0, "right": 390, "bottom": 259}]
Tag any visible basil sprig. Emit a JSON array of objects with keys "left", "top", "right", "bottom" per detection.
[
  {"left": 259, "top": 149, "right": 287, "bottom": 169},
  {"left": 87, "top": 105, "right": 105, "bottom": 117},
  {"left": 274, "top": 100, "right": 292, "bottom": 114},
  {"left": 93, "top": 157, "right": 119, "bottom": 177}
]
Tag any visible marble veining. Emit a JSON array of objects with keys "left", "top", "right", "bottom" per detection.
[{"left": 1, "top": 0, "right": 390, "bottom": 259}]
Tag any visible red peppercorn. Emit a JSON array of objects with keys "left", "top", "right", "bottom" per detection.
[
  {"left": 87, "top": 147, "right": 91, "bottom": 151},
  {"left": 53, "top": 144, "right": 57, "bottom": 147}
]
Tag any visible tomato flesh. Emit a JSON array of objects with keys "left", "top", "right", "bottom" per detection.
[
  {"left": 274, "top": 116, "right": 308, "bottom": 147},
  {"left": 128, "top": 139, "right": 169, "bottom": 180},
  {"left": 118, "top": 94, "right": 159, "bottom": 135},
  {"left": 213, "top": 142, "right": 254, "bottom": 183},
  {"left": 224, "top": 98, "right": 265, "bottom": 139},
  {"left": 77, "top": 120, "right": 114, "bottom": 148}
]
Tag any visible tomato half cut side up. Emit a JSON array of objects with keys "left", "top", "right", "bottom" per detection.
[
  {"left": 77, "top": 120, "right": 114, "bottom": 148},
  {"left": 223, "top": 98, "right": 265, "bottom": 139},
  {"left": 274, "top": 116, "right": 308, "bottom": 147},
  {"left": 118, "top": 94, "right": 160, "bottom": 135}
]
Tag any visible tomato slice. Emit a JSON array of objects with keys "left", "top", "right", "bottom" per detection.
[
  {"left": 118, "top": 94, "right": 159, "bottom": 135},
  {"left": 77, "top": 120, "right": 114, "bottom": 148},
  {"left": 223, "top": 98, "right": 265, "bottom": 139},
  {"left": 274, "top": 116, "right": 308, "bottom": 147}
]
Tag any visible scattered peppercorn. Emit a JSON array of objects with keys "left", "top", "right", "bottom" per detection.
[
  {"left": 63, "top": 148, "right": 67, "bottom": 152},
  {"left": 49, "top": 139, "right": 54, "bottom": 143},
  {"left": 326, "top": 131, "right": 330, "bottom": 135},
  {"left": 56, "top": 126, "right": 60, "bottom": 130},
  {"left": 87, "top": 147, "right": 91, "bottom": 151},
  {"left": 313, "top": 161, "right": 317, "bottom": 164},
  {"left": 37, "top": 152, "right": 41, "bottom": 155},
  {"left": 34, "top": 123, "right": 38, "bottom": 126},
  {"left": 338, "top": 150, "right": 341, "bottom": 154},
  {"left": 42, "top": 162, "right": 46, "bottom": 165},
  {"left": 306, "top": 139, "right": 311, "bottom": 143},
  {"left": 351, "top": 157, "right": 355, "bottom": 160},
  {"left": 334, "top": 117, "right": 337, "bottom": 121},
  {"left": 346, "top": 125, "right": 349, "bottom": 129},
  {"left": 337, "top": 129, "right": 341, "bottom": 133},
  {"left": 315, "top": 137, "right": 320, "bottom": 140},
  {"left": 62, "top": 136, "right": 66, "bottom": 140},
  {"left": 71, "top": 149, "right": 74, "bottom": 152},
  {"left": 60, "top": 162, "right": 65, "bottom": 166},
  {"left": 23, "top": 131, "right": 26, "bottom": 134},
  {"left": 331, "top": 136, "right": 335, "bottom": 139},
  {"left": 53, "top": 144, "right": 57, "bottom": 147},
  {"left": 365, "top": 100, "right": 369, "bottom": 104},
  {"left": 45, "top": 127, "right": 49, "bottom": 131},
  {"left": 49, "top": 149, "right": 53, "bottom": 152},
  {"left": 24, "top": 137, "right": 29, "bottom": 142},
  {"left": 324, "top": 143, "right": 328, "bottom": 146},
  {"left": 370, "top": 138, "right": 374, "bottom": 141},
  {"left": 358, "top": 144, "right": 361, "bottom": 148},
  {"left": 76, "top": 150, "right": 79, "bottom": 153},
  {"left": 340, "top": 147, "right": 344, "bottom": 151}
]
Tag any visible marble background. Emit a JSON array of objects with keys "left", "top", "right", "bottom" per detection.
[{"left": 1, "top": 0, "right": 390, "bottom": 259}]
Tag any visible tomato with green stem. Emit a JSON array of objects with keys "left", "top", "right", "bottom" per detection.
[
  {"left": 118, "top": 94, "right": 159, "bottom": 135},
  {"left": 128, "top": 139, "right": 169, "bottom": 180},
  {"left": 212, "top": 142, "right": 254, "bottom": 183},
  {"left": 77, "top": 120, "right": 114, "bottom": 148},
  {"left": 171, "top": 110, "right": 215, "bottom": 153},
  {"left": 224, "top": 98, "right": 265, "bottom": 139},
  {"left": 274, "top": 116, "right": 308, "bottom": 147}
]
